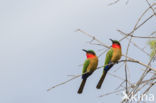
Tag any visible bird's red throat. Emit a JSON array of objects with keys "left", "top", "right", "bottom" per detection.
[
  {"left": 112, "top": 44, "right": 121, "bottom": 48},
  {"left": 86, "top": 54, "right": 96, "bottom": 58}
]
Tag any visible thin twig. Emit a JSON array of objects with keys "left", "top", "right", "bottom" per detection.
[
  {"left": 47, "top": 59, "right": 147, "bottom": 91},
  {"left": 124, "top": 36, "right": 132, "bottom": 94},
  {"left": 47, "top": 75, "right": 81, "bottom": 91},
  {"left": 117, "top": 30, "right": 150, "bottom": 56},
  {"left": 145, "top": 0, "right": 156, "bottom": 16},
  {"left": 77, "top": 29, "right": 156, "bottom": 72},
  {"left": 108, "top": 0, "right": 120, "bottom": 6}
]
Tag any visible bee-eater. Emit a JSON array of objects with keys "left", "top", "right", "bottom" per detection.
[
  {"left": 78, "top": 49, "right": 98, "bottom": 94},
  {"left": 96, "top": 39, "right": 122, "bottom": 89}
]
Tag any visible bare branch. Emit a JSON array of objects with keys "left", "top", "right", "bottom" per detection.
[
  {"left": 47, "top": 59, "right": 149, "bottom": 92},
  {"left": 77, "top": 29, "right": 156, "bottom": 72},
  {"left": 108, "top": 0, "right": 120, "bottom": 6}
]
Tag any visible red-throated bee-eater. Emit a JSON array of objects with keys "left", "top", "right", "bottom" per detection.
[
  {"left": 96, "top": 39, "right": 122, "bottom": 89},
  {"left": 78, "top": 49, "right": 98, "bottom": 94}
]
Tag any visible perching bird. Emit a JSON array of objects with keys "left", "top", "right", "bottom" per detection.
[
  {"left": 78, "top": 49, "right": 98, "bottom": 94},
  {"left": 96, "top": 39, "right": 122, "bottom": 89}
]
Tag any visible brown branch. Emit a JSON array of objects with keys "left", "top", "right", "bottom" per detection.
[
  {"left": 47, "top": 75, "right": 81, "bottom": 91},
  {"left": 145, "top": 1, "right": 156, "bottom": 16},
  {"left": 99, "top": 77, "right": 156, "bottom": 98},
  {"left": 134, "top": 14, "right": 154, "bottom": 31},
  {"left": 126, "top": 56, "right": 154, "bottom": 102},
  {"left": 108, "top": 0, "right": 120, "bottom": 6},
  {"left": 118, "top": 3, "right": 156, "bottom": 42},
  {"left": 76, "top": 29, "right": 110, "bottom": 49},
  {"left": 137, "top": 80, "right": 155, "bottom": 103},
  {"left": 150, "top": 31, "right": 156, "bottom": 36},
  {"left": 131, "top": 35, "right": 156, "bottom": 38},
  {"left": 118, "top": 30, "right": 150, "bottom": 56},
  {"left": 122, "top": 54, "right": 156, "bottom": 72},
  {"left": 77, "top": 29, "right": 156, "bottom": 72},
  {"left": 47, "top": 59, "right": 144, "bottom": 92},
  {"left": 124, "top": 36, "right": 132, "bottom": 94},
  {"left": 99, "top": 88, "right": 125, "bottom": 97}
]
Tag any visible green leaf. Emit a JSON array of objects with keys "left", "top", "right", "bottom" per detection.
[{"left": 148, "top": 40, "right": 156, "bottom": 58}]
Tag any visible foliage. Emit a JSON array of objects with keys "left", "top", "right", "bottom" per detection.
[{"left": 148, "top": 40, "right": 156, "bottom": 59}]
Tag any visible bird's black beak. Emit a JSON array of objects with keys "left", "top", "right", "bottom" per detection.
[
  {"left": 109, "top": 39, "right": 113, "bottom": 43},
  {"left": 82, "top": 49, "right": 88, "bottom": 53}
]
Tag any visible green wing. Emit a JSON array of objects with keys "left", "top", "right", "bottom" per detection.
[
  {"left": 82, "top": 59, "right": 90, "bottom": 73},
  {"left": 104, "top": 48, "right": 113, "bottom": 66}
]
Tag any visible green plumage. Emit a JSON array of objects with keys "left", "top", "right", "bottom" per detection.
[
  {"left": 82, "top": 59, "right": 90, "bottom": 73},
  {"left": 104, "top": 49, "right": 113, "bottom": 67},
  {"left": 78, "top": 50, "right": 98, "bottom": 94},
  {"left": 97, "top": 40, "right": 121, "bottom": 89}
]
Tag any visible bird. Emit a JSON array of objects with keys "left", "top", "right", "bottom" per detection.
[
  {"left": 78, "top": 49, "right": 98, "bottom": 94},
  {"left": 96, "top": 39, "right": 122, "bottom": 89}
]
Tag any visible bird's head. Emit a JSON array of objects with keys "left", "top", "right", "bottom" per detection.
[
  {"left": 110, "top": 39, "right": 121, "bottom": 48},
  {"left": 82, "top": 49, "right": 96, "bottom": 58}
]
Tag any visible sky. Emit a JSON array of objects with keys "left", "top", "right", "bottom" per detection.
[{"left": 0, "top": 0, "right": 155, "bottom": 103}]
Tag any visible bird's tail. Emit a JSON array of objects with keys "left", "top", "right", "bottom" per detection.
[
  {"left": 96, "top": 70, "right": 107, "bottom": 89},
  {"left": 77, "top": 78, "right": 87, "bottom": 94}
]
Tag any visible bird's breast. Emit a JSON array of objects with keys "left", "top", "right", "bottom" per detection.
[
  {"left": 111, "top": 48, "right": 121, "bottom": 62},
  {"left": 87, "top": 57, "right": 98, "bottom": 72}
]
